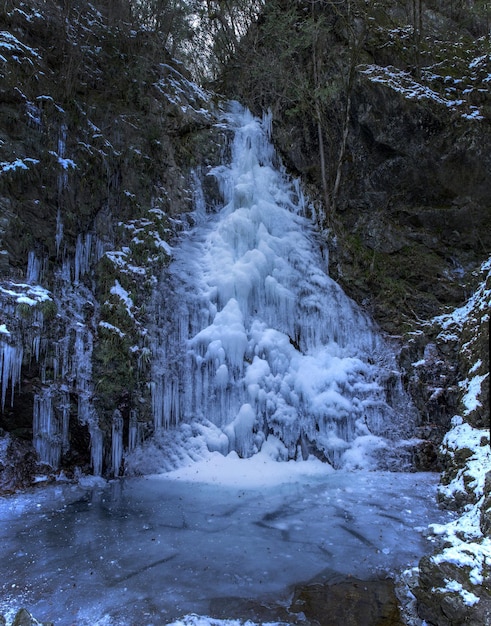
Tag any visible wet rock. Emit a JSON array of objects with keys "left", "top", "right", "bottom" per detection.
[
  {"left": 209, "top": 596, "right": 298, "bottom": 624},
  {"left": 415, "top": 556, "right": 491, "bottom": 626},
  {"left": 290, "top": 578, "right": 404, "bottom": 626},
  {"left": 412, "top": 440, "right": 439, "bottom": 470}
]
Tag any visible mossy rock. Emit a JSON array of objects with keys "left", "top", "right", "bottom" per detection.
[{"left": 11, "top": 607, "right": 53, "bottom": 626}]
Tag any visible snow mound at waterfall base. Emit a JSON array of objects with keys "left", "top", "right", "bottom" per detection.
[
  {"left": 124, "top": 419, "right": 417, "bottom": 478},
  {"left": 124, "top": 420, "right": 333, "bottom": 479}
]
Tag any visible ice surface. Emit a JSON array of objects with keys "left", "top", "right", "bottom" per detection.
[{"left": 0, "top": 460, "right": 451, "bottom": 626}]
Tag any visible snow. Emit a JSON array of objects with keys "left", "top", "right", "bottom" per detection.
[
  {"left": 433, "top": 580, "right": 480, "bottom": 607},
  {"left": 110, "top": 280, "right": 134, "bottom": 318},
  {"left": 155, "top": 64, "right": 213, "bottom": 113},
  {"left": 436, "top": 419, "right": 490, "bottom": 507},
  {"left": 49, "top": 151, "right": 77, "bottom": 169},
  {"left": 359, "top": 64, "right": 485, "bottom": 120},
  {"left": 460, "top": 373, "right": 488, "bottom": 415},
  {"left": 0, "top": 158, "right": 39, "bottom": 173},
  {"left": 360, "top": 64, "right": 457, "bottom": 106},
  {"left": 99, "top": 321, "right": 125, "bottom": 339},
  {"left": 0, "top": 31, "right": 40, "bottom": 60},
  {"left": 434, "top": 258, "right": 491, "bottom": 333},
  {"left": 159, "top": 443, "right": 332, "bottom": 487},
  {"left": 166, "top": 617, "right": 271, "bottom": 626},
  {"left": 0, "top": 282, "right": 51, "bottom": 308},
  {"left": 432, "top": 536, "right": 491, "bottom": 586},
  {"left": 105, "top": 250, "right": 147, "bottom": 276}
]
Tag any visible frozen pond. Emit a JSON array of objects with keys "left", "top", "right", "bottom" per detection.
[{"left": 0, "top": 456, "right": 452, "bottom": 626}]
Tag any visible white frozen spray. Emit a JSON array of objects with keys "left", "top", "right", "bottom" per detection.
[{"left": 150, "top": 103, "right": 414, "bottom": 469}]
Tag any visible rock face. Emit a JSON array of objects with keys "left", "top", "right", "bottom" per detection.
[
  {"left": 406, "top": 261, "right": 491, "bottom": 624},
  {"left": 0, "top": 0, "right": 223, "bottom": 485},
  {"left": 224, "top": 0, "right": 491, "bottom": 335}
]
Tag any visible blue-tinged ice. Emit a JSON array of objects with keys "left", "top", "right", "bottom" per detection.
[{"left": 148, "top": 104, "right": 415, "bottom": 471}]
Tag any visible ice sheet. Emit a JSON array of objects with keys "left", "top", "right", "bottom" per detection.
[{"left": 0, "top": 461, "right": 452, "bottom": 626}]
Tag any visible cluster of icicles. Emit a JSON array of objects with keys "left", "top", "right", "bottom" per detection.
[
  {"left": 0, "top": 104, "right": 414, "bottom": 476},
  {"left": 150, "top": 103, "right": 412, "bottom": 470}
]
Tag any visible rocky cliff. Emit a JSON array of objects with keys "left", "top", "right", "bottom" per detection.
[{"left": 0, "top": 0, "right": 223, "bottom": 488}]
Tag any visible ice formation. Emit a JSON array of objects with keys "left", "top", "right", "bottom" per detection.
[{"left": 150, "top": 103, "right": 414, "bottom": 470}]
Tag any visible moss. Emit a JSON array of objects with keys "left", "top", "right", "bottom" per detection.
[
  {"left": 15, "top": 302, "right": 33, "bottom": 319},
  {"left": 40, "top": 299, "right": 57, "bottom": 321},
  {"left": 93, "top": 327, "right": 135, "bottom": 412}
]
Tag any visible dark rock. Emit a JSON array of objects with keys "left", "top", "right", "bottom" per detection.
[
  {"left": 290, "top": 578, "right": 403, "bottom": 626},
  {"left": 416, "top": 551, "right": 491, "bottom": 626},
  {"left": 481, "top": 471, "right": 491, "bottom": 536},
  {"left": 0, "top": 435, "right": 37, "bottom": 495},
  {"left": 412, "top": 440, "right": 439, "bottom": 471},
  {"left": 209, "top": 596, "right": 297, "bottom": 624},
  {"left": 11, "top": 608, "right": 53, "bottom": 626}
]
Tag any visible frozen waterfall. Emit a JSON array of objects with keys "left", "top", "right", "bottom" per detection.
[{"left": 149, "top": 103, "right": 414, "bottom": 470}]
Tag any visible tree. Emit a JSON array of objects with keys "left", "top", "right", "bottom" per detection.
[{"left": 242, "top": 0, "right": 367, "bottom": 222}]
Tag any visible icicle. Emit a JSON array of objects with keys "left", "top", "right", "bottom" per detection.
[
  {"left": 57, "top": 124, "right": 68, "bottom": 193},
  {"left": 61, "top": 258, "right": 71, "bottom": 283},
  {"left": 33, "top": 388, "right": 61, "bottom": 468},
  {"left": 58, "top": 389, "right": 71, "bottom": 454},
  {"left": 55, "top": 209, "right": 64, "bottom": 257},
  {"left": 128, "top": 409, "right": 138, "bottom": 451},
  {"left": 26, "top": 251, "right": 41, "bottom": 284},
  {"left": 0, "top": 341, "right": 23, "bottom": 411},
  {"left": 111, "top": 409, "right": 124, "bottom": 477},
  {"left": 191, "top": 169, "right": 208, "bottom": 224},
  {"left": 90, "top": 427, "right": 103, "bottom": 476},
  {"left": 58, "top": 123, "right": 67, "bottom": 158},
  {"left": 262, "top": 108, "right": 273, "bottom": 139},
  {"left": 151, "top": 378, "right": 163, "bottom": 431},
  {"left": 74, "top": 233, "right": 92, "bottom": 284}
]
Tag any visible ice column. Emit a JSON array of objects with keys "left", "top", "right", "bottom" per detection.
[
  {"left": 111, "top": 409, "right": 124, "bottom": 477},
  {"left": 26, "top": 251, "right": 43, "bottom": 284},
  {"left": 33, "top": 388, "right": 62, "bottom": 468},
  {"left": 0, "top": 342, "right": 23, "bottom": 411},
  {"left": 128, "top": 409, "right": 139, "bottom": 451},
  {"left": 90, "top": 427, "right": 103, "bottom": 476}
]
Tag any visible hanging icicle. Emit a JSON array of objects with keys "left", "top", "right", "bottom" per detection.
[
  {"left": 111, "top": 409, "right": 124, "bottom": 477},
  {"left": 90, "top": 426, "right": 104, "bottom": 476},
  {"left": 0, "top": 341, "right": 23, "bottom": 411},
  {"left": 33, "top": 388, "right": 62, "bottom": 468}
]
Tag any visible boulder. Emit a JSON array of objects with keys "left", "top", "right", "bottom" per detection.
[{"left": 290, "top": 578, "right": 404, "bottom": 626}]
